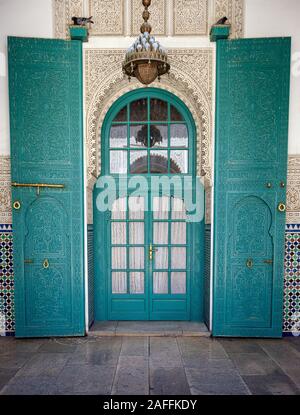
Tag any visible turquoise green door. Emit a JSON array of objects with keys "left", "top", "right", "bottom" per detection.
[
  {"left": 94, "top": 88, "right": 204, "bottom": 321},
  {"left": 213, "top": 38, "right": 291, "bottom": 337},
  {"left": 8, "top": 37, "right": 85, "bottom": 337}
]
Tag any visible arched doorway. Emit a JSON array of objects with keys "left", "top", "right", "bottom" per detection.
[{"left": 94, "top": 88, "right": 204, "bottom": 321}]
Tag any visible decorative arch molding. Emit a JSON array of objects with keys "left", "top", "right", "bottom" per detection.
[{"left": 85, "top": 48, "right": 213, "bottom": 189}]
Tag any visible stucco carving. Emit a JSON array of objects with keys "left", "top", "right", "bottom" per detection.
[
  {"left": 53, "top": 0, "right": 244, "bottom": 39},
  {"left": 213, "top": 0, "right": 244, "bottom": 38},
  {"left": 89, "top": 0, "right": 124, "bottom": 35},
  {"left": 173, "top": 0, "right": 208, "bottom": 36},
  {"left": 131, "top": 0, "right": 167, "bottom": 35},
  {"left": 54, "top": 0, "right": 85, "bottom": 39},
  {"left": 286, "top": 155, "right": 300, "bottom": 224},
  {"left": 0, "top": 156, "right": 12, "bottom": 225},
  {"left": 85, "top": 48, "right": 213, "bottom": 190}
]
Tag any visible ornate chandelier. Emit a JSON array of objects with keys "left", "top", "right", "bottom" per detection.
[{"left": 123, "top": 0, "right": 170, "bottom": 85}]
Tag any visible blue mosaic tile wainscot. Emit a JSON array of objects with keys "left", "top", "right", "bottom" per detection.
[
  {"left": 0, "top": 224, "right": 15, "bottom": 336},
  {"left": 283, "top": 224, "right": 300, "bottom": 334},
  {"left": 0, "top": 223, "right": 299, "bottom": 336}
]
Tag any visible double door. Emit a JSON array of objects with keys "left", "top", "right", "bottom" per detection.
[{"left": 95, "top": 193, "right": 204, "bottom": 321}]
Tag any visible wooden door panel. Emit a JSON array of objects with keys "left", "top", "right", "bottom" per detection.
[
  {"left": 8, "top": 37, "right": 85, "bottom": 337},
  {"left": 213, "top": 38, "right": 291, "bottom": 337}
]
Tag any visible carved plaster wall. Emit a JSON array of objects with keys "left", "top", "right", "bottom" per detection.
[
  {"left": 286, "top": 155, "right": 300, "bottom": 224},
  {"left": 89, "top": 0, "right": 124, "bottom": 35},
  {"left": 54, "top": 0, "right": 85, "bottom": 39},
  {"left": 54, "top": 0, "right": 244, "bottom": 38},
  {"left": 213, "top": 0, "right": 244, "bottom": 38},
  {"left": 131, "top": 0, "right": 167, "bottom": 35},
  {"left": 173, "top": 0, "right": 208, "bottom": 36},
  {"left": 84, "top": 48, "right": 213, "bottom": 185},
  {"left": 0, "top": 156, "right": 12, "bottom": 225}
]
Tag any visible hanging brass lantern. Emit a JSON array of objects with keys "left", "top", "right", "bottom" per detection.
[{"left": 123, "top": 0, "right": 170, "bottom": 85}]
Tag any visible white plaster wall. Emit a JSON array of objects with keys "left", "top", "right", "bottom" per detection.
[
  {"left": 0, "top": 0, "right": 53, "bottom": 155},
  {"left": 245, "top": 0, "right": 300, "bottom": 154}
]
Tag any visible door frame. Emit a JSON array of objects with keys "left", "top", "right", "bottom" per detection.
[{"left": 93, "top": 88, "right": 205, "bottom": 321}]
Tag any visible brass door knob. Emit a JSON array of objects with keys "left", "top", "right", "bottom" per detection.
[
  {"left": 13, "top": 200, "right": 21, "bottom": 210},
  {"left": 277, "top": 202, "right": 286, "bottom": 212},
  {"left": 43, "top": 259, "right": 49, "bottom": 269}
]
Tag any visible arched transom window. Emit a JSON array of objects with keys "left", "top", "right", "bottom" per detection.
[{"left": 107, "top": 93, "right": 193, "bottom": 175}]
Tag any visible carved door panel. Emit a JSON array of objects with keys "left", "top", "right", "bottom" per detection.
[
  {"left": 213, "top": 38, "right": 291, "bottom": 337},
  {"left": 8, "top": 37, "right": 85, "bottom": 337},
  {"left": 226, "top": 195, "right": 274, "bottom": 328}
]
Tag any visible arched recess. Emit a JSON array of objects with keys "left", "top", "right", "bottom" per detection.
[{"left": 85, "top": 49, "right": 213, "bottom": 224}]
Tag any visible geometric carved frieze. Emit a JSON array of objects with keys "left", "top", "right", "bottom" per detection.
[
  {"left": 85, "top": 48, "right": 213, "bottom": 190},
  {"left": 213, "top": 0, "right": 244, "bottom": 39},
  {"left": 131, "top": 0, "right": 167, "bottom": 35},
  {"left": 89, "top": 0, "right": 124, "bottom": 35},
  {"left": 0, "top": 156, "right": 12, "bottom": 225},
  {"left": 286, "top": 155, "right": 300, "bottom": 224},
  {"left": 173, "top": 0, "right": 208, "bottom": 36}
]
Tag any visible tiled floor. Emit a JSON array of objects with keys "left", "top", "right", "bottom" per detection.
[{"left": 0, "top": 336, "right": 299, "bottom": 395}]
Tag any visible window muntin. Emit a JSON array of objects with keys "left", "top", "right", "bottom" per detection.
[{"left": 108, "top": 97, "right": 190, "bottom": 174}]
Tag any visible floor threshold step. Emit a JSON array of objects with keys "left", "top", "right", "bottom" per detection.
[{"left": 89, "top": 321, "right": 211, "bottom": 337}]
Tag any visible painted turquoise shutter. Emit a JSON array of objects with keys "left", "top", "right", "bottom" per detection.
[
  {"left": 8, "top": 37, "right": 85, "bottom": 337},
  {"left": 213, "top": 38, "right": 291, "bottom": 337}
]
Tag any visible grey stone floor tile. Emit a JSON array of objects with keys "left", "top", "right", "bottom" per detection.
[
  {"left": 67, "top": 349, "right": 120, "bottom": 366},
  {"left": 150, "top": 337, "right": 182, "bottom": 367},
  {"left": 75, "top": 336, "right": 122, "bottom": 353},
  {"left": 178, "top": 337, "right": 228, "bottom": 359},
  {"left": 150, "top": 337, "right": 180, "bottom": 355},
  {"left": 229, "top": 352, "right": 282, "bottom": 376},
  {"left": 37, "top": 339, "right": 78, "bottom": 353},
  {"left": 284, "top": 337, "right": 300, "bottom": 352},
  {"left": 182, "top": 357, "right": 235, "bottom": 371},
  {"left": 185, "top": 367, "right": 250, "bottom": 395},
  {"left": 218, "top": 339, "right": 266, "bottom": 355},
  {"left": 0, "top": 338, "right": 46, "bottom": 354},
  {"left": 150, "top": 367, "right": 190, "bottom": 395},
  {"left": 242, "top": 371, "right": 300, "bottom": 395},
  {"left": 258, "top": 340, "right": 300, "bottom": 370},
  {"left": 112, "top": 356, "right": 149, "bottom": 395},
  {"left": 0, "top": 352, "right": 34, "bottom": 370},
  {"left": 56, "top": 364, "right": 115, "bottom": 394},
  {"left": 0, "top": 368, "right": 18, "bottom": 391},
  {"left": 0, "top": 376, "right": 59, "bottom": 395},
  {"left": 120, "top": 337, "right": 149, "bottom": 357},
  {"left": 15, "top": 353, "right": 69, "bottom": 378}
]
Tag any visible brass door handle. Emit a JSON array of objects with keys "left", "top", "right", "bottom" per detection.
[
  {"left": 149, "top": 244, "right": 158, "bottom": 260},
  {"left": 43, "top": 259, "right": 49, "bottom": 269},
  {"left": 246, "top": 258, "right": 254, "bottom": 269},
  {"left": 264, "top": 259, "right": 273, "bottom": 264},
  {"left": 24, "top": 259, "right": 34, "bottom": 264},
  {"left": 278, "top": 202, "right": 286, "bottom": 212}
]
